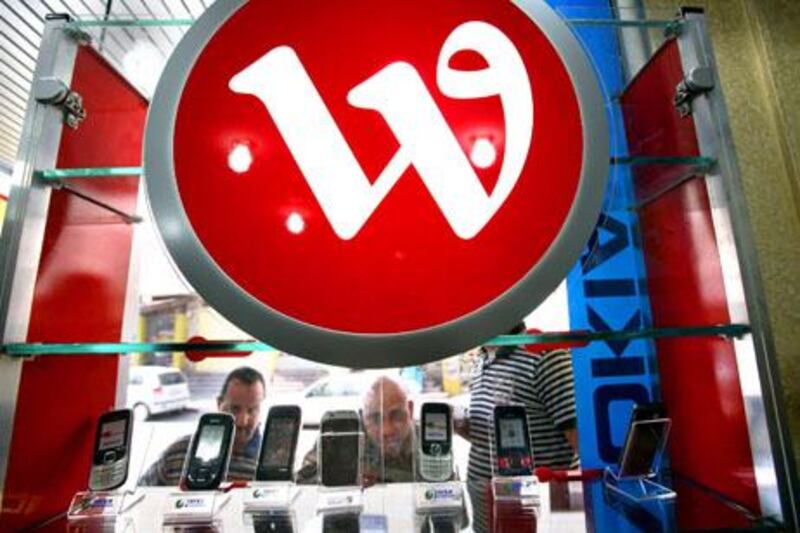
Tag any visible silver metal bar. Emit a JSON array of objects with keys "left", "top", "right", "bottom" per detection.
[
  {"left": 0, "top": 14, "right": 78, "bottom": 513},
  {"left": 678, "top": 9, "right": 799, "bottom": 528},
  {"left": 58, "top": 183, "right": 142, "bottom": 223}
]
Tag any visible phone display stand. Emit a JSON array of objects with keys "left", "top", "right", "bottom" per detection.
[
  {"left": 162, "top": 490, "right": 229, "bottom": 526},
  {"left": 414, "top": 481, "right": 463, "bottom": 533},
  {"left": 603, "top": 417, "right": 676, "bottom": 503},
  {"left": 603, "top": 466, "right": 676, "bottom": 503},
  {"left": 67, "top": 490, "right": 136, "bottom": 529},
  {"left": 491, "top": 475, "right": 539, "bottom": 503},
  {"left": 315, "top": 428, "right": 364, "bottom": 515},
  {"left": 242, "top": 481, "right": 295, "bottom": 512},
  {"left": 316, "top": 486, "right": 364, "bottom": 514},
  {"left": 414, "top": 480, "right": 463, "bottom": 512}
]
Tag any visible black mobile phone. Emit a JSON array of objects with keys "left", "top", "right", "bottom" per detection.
[
  {"left": 321, "top": 410, "right": 361, "bottom": 433},
  {"left": 618, "top": 418, "right": 670, "bottom": 477},
  {"left": 256, "top": 405, "right": 302, "bottom": 482},
  {"left": 320, "top": 410, "right": 361, "bottom": 487},
  {"left": 89, "top": 409, "right": 133, "bottom": 491},
  {"left": 630, "top": 402, "right": 666, "bottom": 423},
  {"left": 493, "top": 405, "right": 533, "bottom": 477},
  {"left": 182, "top": 413, "right": 235, "bottom": 490},
  {"left": 419, "top": 402, "right": 453, "bottom": 482}
]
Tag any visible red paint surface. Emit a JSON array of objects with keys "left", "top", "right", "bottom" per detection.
[
  {"left": 0, "top": 47, "right": 146, "bottom": 530},
  {"left": 174, "top": 0, "right": 584, "bottom": 333},
  {"left": 621, "top": 40, "right": 759, "bottom": 528}
]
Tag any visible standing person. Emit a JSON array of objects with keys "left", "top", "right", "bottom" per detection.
[
  {"left": 138, "top": 366, "right": 266, "bottom": 486},
  {"left": 457, "top": 322, "right": 578, "bottom": 532}
]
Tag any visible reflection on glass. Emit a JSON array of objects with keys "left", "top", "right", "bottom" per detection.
[
  {"left": 470, "top": 137, "right": 497, "bottom": 168},
  {"left": 228, "top": 144, "right": 253, "bottom": 174},
  {"left": 122, "top": 42, "right": 164, "bottom": 95},
  {"left": 286, "top": 212, "right": 305, "bottom": 234}
]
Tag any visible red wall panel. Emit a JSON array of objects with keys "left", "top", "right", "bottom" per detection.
[
  {"left": 0, "top": 47, "right": 146, "bottom": 530},
  {"left": 621, "top": 40, "right": 759, "bottom": 528}
]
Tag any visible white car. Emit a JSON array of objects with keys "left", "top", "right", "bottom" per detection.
[{"left": 127, "top": 366, "right": 191, "bottom": 420}]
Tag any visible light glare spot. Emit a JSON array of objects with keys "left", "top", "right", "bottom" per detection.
[
  {"left": 286, "top": 212, "right": 305, "bottom": 234},
  {"left": 470, "top": 138, "right": 497, "bottom": 169},
  {"left": 228, "top": 144, "right": 253, "bottom": 173}
]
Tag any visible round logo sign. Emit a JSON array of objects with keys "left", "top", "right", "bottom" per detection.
[{"left": 145, "top": 0, "right": 607, "bottom": 367}]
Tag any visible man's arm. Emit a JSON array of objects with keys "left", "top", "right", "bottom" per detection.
[{"left": 295, "top": 444, "right": 319, "bottom": 484}]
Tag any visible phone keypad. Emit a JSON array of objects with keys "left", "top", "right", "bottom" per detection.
[
  {"left": 90, "top": 461, "right": 126, "bottom": 490},
  {"left": 420, "top": 454, "right": 453, "bottom": 482}
]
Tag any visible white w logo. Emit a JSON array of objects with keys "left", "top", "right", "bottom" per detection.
[{"left": 230, "top": 22, "right": 533, "bottom": 240}]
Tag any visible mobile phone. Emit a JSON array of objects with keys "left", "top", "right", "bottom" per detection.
[
  {"left": 618, "top": 418, "right": 670, "bottom": 477},
  {"left": 321, "top": 410, "right": 361, "bottom": 433},
  {"left": 629, "top": 402, "right": 666, "bottom": 423},
  {"left": 419, "top": 402, "right": 453, "bottom": 482},
  {"left": 89, "top": 409, "right": 133, "bottom": 491},
  {"left": 493, "top": 405, "right": 533, "bottom": 477},
  {"left": 182, "top": 413, "right": 235, "bottom": 490},
  {"left": 256, "top": 405, "right": 302, "bottom": 482},
  {"left": 320, "top": 410, "right": 362, "bottom": 487}
]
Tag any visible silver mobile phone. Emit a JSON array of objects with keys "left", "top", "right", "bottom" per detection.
[
  {"left": 89, "top": 409, "right": 133, "bottom": 491},
  {"left": 419, "top": 402, "right": 454, "bottom": 482}
]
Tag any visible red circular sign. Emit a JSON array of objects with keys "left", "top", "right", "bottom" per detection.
[{"left": 145, "top": 0, "right": 607, "bottom": 366}]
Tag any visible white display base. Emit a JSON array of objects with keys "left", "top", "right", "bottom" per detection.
[
  {"left": 413, "top": 481, "right": 463, "bottom": 512},
  {"left": 315, "top": 486, "right": 364, "bottom": 514},
  {"left": 603, "top": 466, "right": 676, "bottom": 503},
  {"left": 162, "top": 491, "right": 230, "bottom": 525},
  {"left": 67, "top": 490, "right": 129, "bottom": 526},
  {"left": 491, "top": 475, "right": 540, "bottom": 503},
  {"left": 242, "top": 482, "right": 295, "bottom": 512}
]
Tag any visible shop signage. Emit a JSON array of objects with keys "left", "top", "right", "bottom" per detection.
[{"left": 144, "top": 0, "right": 607, "bottom": 367}]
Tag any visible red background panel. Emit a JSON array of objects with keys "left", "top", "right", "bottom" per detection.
[
  {"left": 0, "top": 47, "right": 146, "bottom": 530},
  {"left": 622, "top": 40, "right": 759, "bottom": 528}
]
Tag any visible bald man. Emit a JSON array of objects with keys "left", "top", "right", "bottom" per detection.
[{"left": 296, "top": 376, "right": 417, "bottom": 485}]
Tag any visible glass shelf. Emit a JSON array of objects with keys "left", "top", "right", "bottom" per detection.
[
  {"left": 0, "top": 324, "right": 750, "bottom": 357},
  {"left": 63, "top": 16, "right": 683, "bottom": 31},
  {"left": 33, "top": 156, "right": 716, "bottom": 181}
]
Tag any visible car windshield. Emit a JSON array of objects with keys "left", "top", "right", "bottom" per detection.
[{"left": 158, "top": 372, "right": 186, "bottom": 386}]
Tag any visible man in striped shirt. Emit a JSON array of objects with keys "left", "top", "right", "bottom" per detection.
[
  {"left": 458, "top": 322, "right": 578, "bottom": 532},
  {"left": 138, "top": 366, "right": 265, "bottom": 486}
]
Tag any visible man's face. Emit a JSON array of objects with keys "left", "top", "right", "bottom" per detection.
[
  {"left": 217, "top": 378, "right": 265, "bottom": 451},
  {"left": 363, "top": 381, "right": 413, "bottom": 457}
]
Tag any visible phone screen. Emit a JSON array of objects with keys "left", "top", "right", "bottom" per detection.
[
  {"left": 424, "top": 412, "right": 448, "bottom": 442},
  {"left": 263, "top": 416, "right": 297, "bottom": 467},
  {"left": 498, "top": 418, "right": 526, "bottom": 449},
  {"left": 620, "top": 420, "right": 668, "bottom": 476},
  {"left": 94, "top": 413, "right": 130, "bottom": 464},
  {"left": 99, "top": 419, "right": 128, "bottom": 451},
  {"left": 196, "top": 424, "right": 225, "bottom": 463},
  {"left": 321, "top": 433, "right": 360, "bottom": 486}
]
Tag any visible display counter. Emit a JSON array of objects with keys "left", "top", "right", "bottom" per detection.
[{"left": 27, "top": 475, "right": 776, "bottom": 532}]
